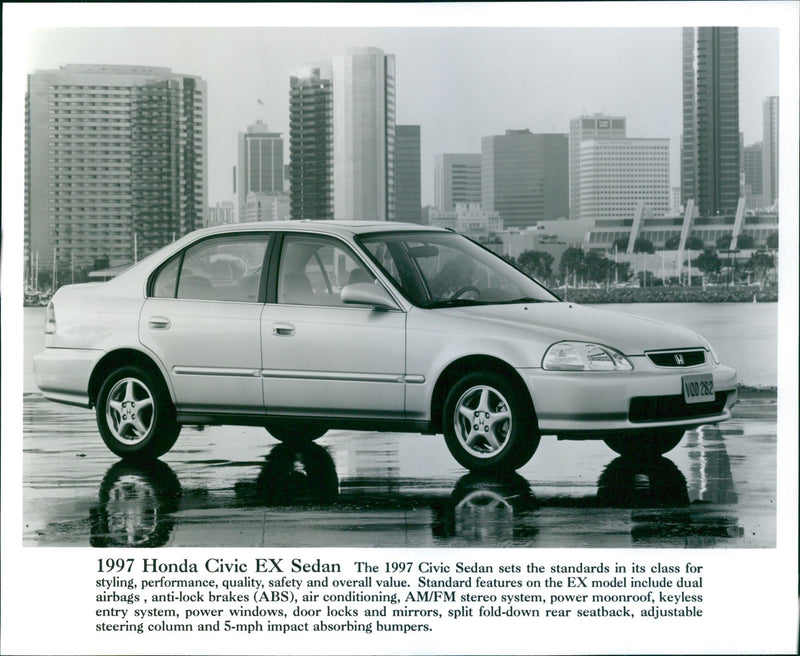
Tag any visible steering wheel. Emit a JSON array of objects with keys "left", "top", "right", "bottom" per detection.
[{"left": 450, "top": 285, "right": 480, "bottom": 300}]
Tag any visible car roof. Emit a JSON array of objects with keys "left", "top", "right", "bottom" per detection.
[{"left": 195, "top": 220, "right": 446, "bottom": 239}]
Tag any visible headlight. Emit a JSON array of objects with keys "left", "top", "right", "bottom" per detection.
[
  {"left": 697, "top": 334, "right": 720, "bottom": 364},
  {"left": 542, "top": 341, "right": 634, "bottom": 371}
]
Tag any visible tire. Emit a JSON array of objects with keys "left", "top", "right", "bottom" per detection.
[
  {"left": 603, "top": 428, "right": 685, "bottom": 458},
  {"left": 96, "top": 365, "right": 180, "bottom": 459},
  {"left": 442, "top": 371, "right": 540, "bottom": 473},
  {"left": 265, "top": 422, "right": 327, "bottom": 444}
]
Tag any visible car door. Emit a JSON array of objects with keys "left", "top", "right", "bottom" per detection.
[
  {"left": 139, "top": 233, "right": 272, "bottom": 416},
  {"left": 261, "top": 232, "right": 407, "bottom": 418}
]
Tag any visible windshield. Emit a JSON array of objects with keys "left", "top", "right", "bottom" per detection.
[{"left": 358, "top": 231, "right": 559, "bottom": 308}]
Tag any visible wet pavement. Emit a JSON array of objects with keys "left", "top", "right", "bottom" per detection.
[{"left": 22, "top": 393, "right": 776, "bottom": 549}]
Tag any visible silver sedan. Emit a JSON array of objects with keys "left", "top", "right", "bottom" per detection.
[{"left": 34, "top": 221, "right": 737, "bottom": 472}]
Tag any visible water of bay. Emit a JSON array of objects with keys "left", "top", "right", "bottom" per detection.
[
  {"left": 21, "top": 301, "right": 777, "bottom": 394},
  {"left": 589, "top": 302, "right": 777, "bottom": 387}
]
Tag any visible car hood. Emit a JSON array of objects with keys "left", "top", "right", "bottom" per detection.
[{"left": 436, "top": 301, "right": 703, "bottom": 355}]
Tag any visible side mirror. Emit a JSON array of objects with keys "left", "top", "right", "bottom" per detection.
[{"left": 341, "top": 282, "right": 400, "bottom": 311}]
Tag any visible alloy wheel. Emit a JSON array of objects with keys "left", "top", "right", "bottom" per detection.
[
  {"left": 452, "top": 385, "right": 513, "bottom": 459},
  {"left": 105, "top": 377, "right": 155, "bottom": 445}
]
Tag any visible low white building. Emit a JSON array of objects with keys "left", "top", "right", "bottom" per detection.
[
  {"left": 207, "top": 201, "right": 235, "bottom": 226},
  {"left": 242, "top": 192, "right": 290, "bottom": 222},
  {"left": 428, "top": 203, "right": 503, "bottom": 241}
]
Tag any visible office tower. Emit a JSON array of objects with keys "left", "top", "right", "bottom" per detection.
[
  {"left": 742, "top": 142, "right": 763, "bottom": 209},
  {"left": 234, "top": 121, "right": 284, "bottom": 222},
  {"left": 762, "top": 96, "right": 779, "bottom": 206},
  {"left": 395, "top": 125, "right": 421, "bottom": 223},
  {"left": 579, "top": 138, "right": 670, "bottom": 219},
  {"left": 289, "top": 65, "right": 333, "bottom": 220},
  {"left": 682, "top": 27, "right": 740, "bottom": 216},
  {"left": 434, "top": 153, "right": 481, "bottom": 211},
  {"left": 671, "top": 186, "right": 683, "bottom": 214},
  {"left": 481, "top": 129, "right": 568, "bottom": 229},
  {"left": 569, "top": 115, "right": 626, "bottom": 219},
  {"left": 25, "top": 65, "right": 207, "bottom": 270}
]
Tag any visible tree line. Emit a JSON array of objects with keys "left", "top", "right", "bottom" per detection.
[{"left": 507, "top": 232, "right": 778, "bottom": 288}]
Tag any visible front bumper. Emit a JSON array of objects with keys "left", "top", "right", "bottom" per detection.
[
  {"left": 33, "top": 347, "right": 102, "bottom": 408},
  {"left": 521, "top": 362, "right": 737, "bottom": 437}
]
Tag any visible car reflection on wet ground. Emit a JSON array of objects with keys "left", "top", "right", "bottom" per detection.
[{"left": 22, "top": 394, "right": 775, "bottom": 548}]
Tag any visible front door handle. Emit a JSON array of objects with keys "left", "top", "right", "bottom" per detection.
[
  {"left": 272, "top": 322, "right": 295, "bottom": 336},
  {"left": 148, "top": 316, "right": 171, "bottom": 330}
]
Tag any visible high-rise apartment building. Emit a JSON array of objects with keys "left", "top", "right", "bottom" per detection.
[
  {"left": 289, "top": 48, "right": 395, "bottom": 221},
  {"left": 569, "top": 115, "right": 626, "bottom": 219},
  {"left": 434, "top": 154, "right": 481, "bottom": 211},
  {"left": 762, "top": 96, "right": 779, "bottom": 207},
  {"left": 481, "top": 130, "right": 568, "bottom": 229},
  {"left": 578, "top": 138, "right": 670, "bottom": 219},
  {"left": 681, "top": 27, "right": 740, "bottom": 216},
  {"left": 289, "top": 65, "right": 333, "bottom": 221},
  {"left": 25, "top": 65, "right": 207, "bottom": 269},
  {"left": 395, "top": 125, "right": 421, "bottom": 223},
  {"left": 234, "top": 121, "right": 284, "bottom": 222}
]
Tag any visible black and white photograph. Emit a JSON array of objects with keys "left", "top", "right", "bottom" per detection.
[{"left": 2, "top": 2, "right": 798, "bottom": 655}]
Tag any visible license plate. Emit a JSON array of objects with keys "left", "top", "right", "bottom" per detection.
[{"left": 682, "top": 373, "right": 714, "bottom": 404}]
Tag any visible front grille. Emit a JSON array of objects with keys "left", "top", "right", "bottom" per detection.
[
  {"left": 647, "top": 349, "right": 706, "bottom": 367},
  {"left": 629, "top": 391, "right": 729, "bottom": 423}
]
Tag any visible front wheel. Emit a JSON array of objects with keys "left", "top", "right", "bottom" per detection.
[
  {"left": 603, "top": 428, "right": 685, "bottom": 458},
  {"left": 442, "top": 371, "right": 540, "bottom": 473},
  {"left": 96, "top": 365, "right": 180, "bottom": 459}
]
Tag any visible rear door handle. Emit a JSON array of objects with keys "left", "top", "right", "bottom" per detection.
[
  {"left": 148, "top": 316, "right": 171, "bottom": 330},
  {"left": 272, "top": 322, "right": 295, "bottom": 336}
]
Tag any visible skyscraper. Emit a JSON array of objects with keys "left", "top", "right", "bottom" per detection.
[
  {"left": 569, "top": 115, "right": 626, "bottom": 219},
  {"left": 434, "top": 154, "right": 481, "bottom": 211},
  {"left": 234, "top": 121, "right": 284, "bottom": 222},
  {"left": 289, "top": 48, "right": 396, "bottom": 221},
  {"left": 481, "top": 130, "right": 568, "bottom": 229},
  {"left": 289, "top": 65, "right": 333, "bottom": 221},
  {"left": 331, "top": 47, "right": 396, "bottom": 221},
  {"left": 682, "top": 27, "right": 740, "bottom": 216},
  {"left": 762, "top": 96, "right": 779, "bottom": 207},
  {"left": 25, "top": 65, "right": 207, "bottom": 269},
  {"left": 395, "top": 125, "right": 421, "bottom": 223}
]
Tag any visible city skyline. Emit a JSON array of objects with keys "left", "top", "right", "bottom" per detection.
[{"left": 21, "top": 24, "right": 779, "bottom": 209}]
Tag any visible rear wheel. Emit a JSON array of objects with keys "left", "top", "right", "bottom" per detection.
[
  {"left": 265, "top": 422, "right": 328, "bottom": 444},
  {"left": 96, "top": 365, "right": 180, "bottom": 459},
  {"left": 442, "top": 371, "right": 539, "bottom": 473},
  {"left": 603, "top": 428, "right": 685, "bottom": 457}
]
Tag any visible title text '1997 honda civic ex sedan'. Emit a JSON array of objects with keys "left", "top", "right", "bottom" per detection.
[{"left": 34, "top": 221, "right": 737, "bottom": 472}]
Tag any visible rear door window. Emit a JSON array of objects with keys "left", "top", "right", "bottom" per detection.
[{"left": 151, "top": 234, "right": 271, "bottom": 302}]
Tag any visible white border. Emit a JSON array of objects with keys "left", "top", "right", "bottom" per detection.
[{"left": 2, "top": 3, "right": 798, "bottom": 655}]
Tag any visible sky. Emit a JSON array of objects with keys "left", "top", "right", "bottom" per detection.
[{"left": 10, "top": 4, "right": 786, "bottom": 208}]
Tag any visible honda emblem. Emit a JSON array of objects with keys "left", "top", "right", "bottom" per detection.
[{"left": 674, "top": 353, "right": 685, "bottom": 365}]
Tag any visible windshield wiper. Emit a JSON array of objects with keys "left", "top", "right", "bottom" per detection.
[
  {"left": 423, "top": 299, "right": 488, "bottom": 309},
  {"left": 498, "top": 297, "right": 548, "bottom": 304}
]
